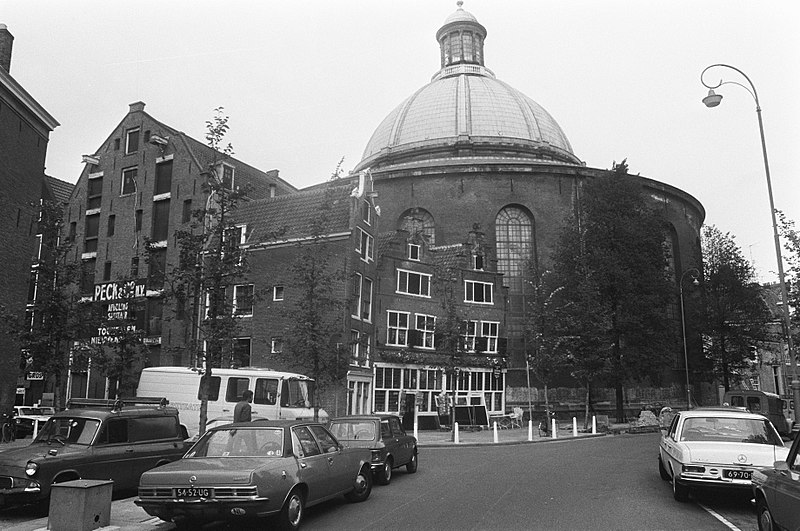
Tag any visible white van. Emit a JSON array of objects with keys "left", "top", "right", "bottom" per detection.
[{"left": 136, "top": 366, "right": 326, "bottom": 437}]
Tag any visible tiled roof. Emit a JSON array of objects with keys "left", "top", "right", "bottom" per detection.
[
  {"left": 235, "top": 183, "right": 355, "bottom": 244},
  {"left": 44, "top": 175, "right": 74, "bottom": 204},
  {"left": 430, "top": 243, "right": 469, "bottom": 270}
]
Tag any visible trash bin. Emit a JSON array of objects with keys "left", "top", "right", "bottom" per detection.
[{"left": 48, "top": 479, "right": 112, "bottom": 531}]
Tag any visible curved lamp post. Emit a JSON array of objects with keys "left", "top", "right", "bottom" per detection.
[
  {"left": 701, "top": 64, "right": 800, "bottom": 425},
  {"left": 680, "top": 268, "right": 700, "bottom": 409}
]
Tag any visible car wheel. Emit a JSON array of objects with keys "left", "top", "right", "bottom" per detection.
[
  {"left": 658, "top": 456, "right": 670, "bottom": 481},
  {"left": 377, "top": 458, "right": 393, "bottom": 485},
  {"left": 757, "top": 498, "right": 776, "bottom": 531},
  {"left": 277, "top": 488, "right": 304, "bottom": 531},
  {"left": 672, "top": 473, "right": 689, "bottom": 502},
  {"left": 344, "top": 466, "right": 372, "bottom": 503},
  {"left": 406, "top": 451, "right": 418, "bottom": 474}
]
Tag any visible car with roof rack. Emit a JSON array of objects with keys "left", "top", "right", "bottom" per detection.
[
  {"left": 0, "top": 397, "right": 190, "bottom": 508},
  {"left": 658, "top": 406, "right": 789, "bottom": 502}
]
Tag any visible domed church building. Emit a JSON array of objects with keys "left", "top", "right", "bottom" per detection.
[{"left": 355, "top": 2, "right": 704, "bottom": 413}]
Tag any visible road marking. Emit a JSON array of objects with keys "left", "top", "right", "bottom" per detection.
[{"left": 699, "top": 503, "right": 743, "bottom": 531}]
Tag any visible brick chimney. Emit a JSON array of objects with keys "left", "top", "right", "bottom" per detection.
[{"left": 0, "top": 24, "right": 13, "bottom": 72}]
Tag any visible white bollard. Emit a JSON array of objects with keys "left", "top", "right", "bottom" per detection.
[
  {"left": 528, "top": 420, "right": 533, "bottom": 441},
  {"left": 573, "top": 417, "right": 578, "bottom": 437},
  {"left": 551, "top": 418, "right": 557, "bottom": 439},
  {"left": 592, "top": 416, "right": 597, "bottom": 434},
  {"left": 414, "top": 418, "right": 418, "bottom": 440},
  {"left": 454, "top": 422, "right": 460, "bottom": 444},
  {"left": 493, "top": 421, "right": 499, "bottom": 443}
]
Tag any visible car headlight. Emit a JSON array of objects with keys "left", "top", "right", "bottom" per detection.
[{"left": 25, "top": 462, "right": 39, "bottom": 477}]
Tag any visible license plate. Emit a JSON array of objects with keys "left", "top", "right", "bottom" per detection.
[
  {"left": 722, "top": 469, "right": 751, "bottom": 480},
  {"left": 175, "top": 487, "right": 211, "bottom": 499}
]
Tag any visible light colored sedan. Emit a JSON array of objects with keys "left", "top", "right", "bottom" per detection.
[
  {"left": 658, "top": 407, "right": 789, "bottom": 502},
  {"left": 752, "top": 430, "right": 800, "bottom": 531},
  {"left": 136, "top": 419, "right": 373, "bottom": 530}
]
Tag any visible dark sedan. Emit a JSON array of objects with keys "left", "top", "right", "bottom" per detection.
[
  {"left": 136, "top": 419, "right": 373, "bottom": 530},
  {"left": 329, "top": 415, "right": 418, "bottom": 485}
]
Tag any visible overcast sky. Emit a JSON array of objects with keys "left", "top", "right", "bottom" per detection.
[{"left": 2, "top": 0, "right": 798, "bottom": 283}]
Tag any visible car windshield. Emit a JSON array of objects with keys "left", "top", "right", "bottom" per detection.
[
  {"left": 329, "top": 421, "right": 376, "bottom": 441},
  {"left": 680, "top": 416, "right": 783, "bottom": 446},
  {"left": 186, "top": 427, "right": 285, "bottom": 458},
  {"left": 33, "top": 417, "right": 100, "bottom": 445}
]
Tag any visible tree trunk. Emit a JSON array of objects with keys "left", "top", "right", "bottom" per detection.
[
  {"left": 615, "top": 382, "right": 625, "bottom": 423},
  {"left": 583, "top": 382, "right": 591, "bottom": 430}
]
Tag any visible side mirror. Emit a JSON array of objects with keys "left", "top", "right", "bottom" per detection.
[{"left": 774, "top": 460, "right": 790, "bottom": 472}]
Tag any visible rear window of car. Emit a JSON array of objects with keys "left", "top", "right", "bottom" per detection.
[{"left": 680, "top": 416, "right": 782, "bottom": 445}]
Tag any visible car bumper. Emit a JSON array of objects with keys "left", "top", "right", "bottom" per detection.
[
  {"left": 135, "top": 497, "right": 275, "bottom": 521},
  {"left": 677, "top": 472, "right": 755, "bottom": 490},
  {"left": 0, "top": 483, "right": 44, "bottom": 507}
]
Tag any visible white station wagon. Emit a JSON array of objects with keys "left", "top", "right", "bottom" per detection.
[{"left": 658, "top": 407, "right": 789, "bottom": 502}]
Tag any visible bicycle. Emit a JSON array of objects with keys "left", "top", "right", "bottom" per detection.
[{"left": 1, "top": 412, "right": 16, "bottom": 443}]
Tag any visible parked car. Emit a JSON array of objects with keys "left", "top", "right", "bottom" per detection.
[
  {"left": 328, "top": 415, "right": 418, "bottom": 485},
  {"left": 752, "top": 428, "right": 800, "bottom": 531},
  {"left": 12, "top": 406, "right": 52, "bottom": 438},
  {"left": 185, "top": 415, "right": 269, "bottom": 443},
  {"left": 658, "top": 407, "right": 789, "bottom": 502},
  {"left": 136, "top": 419, "right": 373, "bottom": 530},
  {"left": 0, "top": 397, "right": 189, "bottom": 508}
]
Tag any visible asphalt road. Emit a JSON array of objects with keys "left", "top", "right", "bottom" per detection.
[{"left": 1, "top": 432, "right": 758, "bottom": 530}]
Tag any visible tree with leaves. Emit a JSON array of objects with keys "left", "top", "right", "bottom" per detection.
[
  {"left": 283, "top": 187, "right": 349, "bottom": 420},
  {"left": 150, "top": 108, "right": 251, "bottom": 435},
  {"left": 701, "top": 225, "right": 771, "bottom": 391},
  {"left": 550, "top": 160, "right": 675, "bottom": 421},
  {"left": 777, "top": 211, "right": 800, "bottom": 341}
]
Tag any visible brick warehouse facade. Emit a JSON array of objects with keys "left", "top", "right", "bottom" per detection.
[
  {"left": 63, "top": 101, "right": 295, "bottom": 399},
  {"left": 0, "top": 24, "right": 59, "bottom": 414}
]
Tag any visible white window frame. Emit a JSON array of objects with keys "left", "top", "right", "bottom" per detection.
[
  {"left": 416, "top": 314, "right": 436, "bottom": 349},
  {"left": 271, "top": 336, "right": 283, "bottom": 354},
  {"left": 121, "top": 167, "right": 137, "bottom": 196},
  {"left": 362, "top": 200, "right": 372, "bottom": 225},
  {"left": 463, "top": 320, "right": 478, "bottom": 351},
  {"left": 233, "top": 284, "right": 254, "bottom": 317},
  {"left": 356, "top": 228, "right": 374, "bottom": 263},
  {"left": 408, "top": 244, "right": 420, "bottom": 261},
  {"left": 387, "top": 310, "right": 410, "bottom": 347},
  {"left": 361, "top": 277, "right": 373, "bottom": 322},
  {"left": 481, "top": 321, "right": 499, "bottom": 353},
  {"left": 464, "top": 280, "right": 493, "bottom": 304},
  {"left": 273, "top": 285, "right": 284, "bottom": 301},
  {"left": 397, "top": 269, "right": 431, "bottom": 298},
  {"left": 125, "top": 127, "right": 140, "bottom": 155}
]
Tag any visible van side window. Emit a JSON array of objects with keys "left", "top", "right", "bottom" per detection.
[
  {"left": 747, "top": 396, "right": 762, "bottom": 412},
  {"left": 255, "top": 378, "right": 278, "bottom": 405},
  {"left": 226, "top": 377, "right": 250, "bottom": 402},
  {"left": 99, "top": 418, "right": 128, "bottom": 444},
  {"left": 197, "top": 376, "right": 221, "bottom": 401},
  {"left": 129, "top": 417, "right": 178, "bottom": 441}
]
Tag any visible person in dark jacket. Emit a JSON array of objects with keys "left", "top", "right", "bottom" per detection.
[{"left": 234, "top": 390, "right": 253, "bottom": 423}]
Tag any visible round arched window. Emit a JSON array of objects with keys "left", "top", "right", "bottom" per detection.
[
  {"left": 495, "top": 206, "right": 533, "bottom": 287},
  {"left": 399, "top": 208, "right": 435, "bottom": 245}
]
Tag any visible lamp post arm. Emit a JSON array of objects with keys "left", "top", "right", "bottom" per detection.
[{"left": 701, "top": 64, "right": 760, "bottom": 108}]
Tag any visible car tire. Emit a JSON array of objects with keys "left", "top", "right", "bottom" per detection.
[
  {"left": 672, "top": 473, "right": 689, "bottom": 502},
  {"left": 756, "top": 498, "right": 776, "bottom": 531},
  {"left": 344, "top": 466, "right": 372, "bottom": 503},
  {"left": 277, "top": 488, "right": 304, "bottom": 531},
  {"left": 658, "top": 456, "right": 670, "bottom": 481},
  {"left": 377, "top": 458, "right": 393, "bottom": 485},
  {"left": 406, "top": 451, "right": 418, "bottom": 474}
]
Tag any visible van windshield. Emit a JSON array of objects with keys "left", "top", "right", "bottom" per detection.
[{"left": 281, "top": 379, "right": 313, "bottom": 408}]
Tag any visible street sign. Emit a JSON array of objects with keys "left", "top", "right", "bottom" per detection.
[{"left": 26, "top": 371, "right": 44, "bottom": 381}]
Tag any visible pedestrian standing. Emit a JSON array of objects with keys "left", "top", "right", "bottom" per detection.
[{"left": 234, "top": 390, "right": 253, "bottom": 423}]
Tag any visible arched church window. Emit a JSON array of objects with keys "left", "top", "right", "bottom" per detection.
[
  {"left": 495, "top": 206, "right": 533, "bottom": 287},
  {"left": 399, "top": 208, "right": 435, "bottom": 245}
]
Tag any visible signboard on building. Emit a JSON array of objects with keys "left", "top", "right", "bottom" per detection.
[
  {"left": 26, "top": 371, "right": 44, "bottom": 381},
  {"left": 88, "top": 280, "right": 147, "bottom": 345}
]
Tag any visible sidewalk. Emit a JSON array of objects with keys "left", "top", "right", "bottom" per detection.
[{"left": 414, "top": 421, "right": 612, "bottom": 447}]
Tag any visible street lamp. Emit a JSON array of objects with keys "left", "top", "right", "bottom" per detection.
[
  {"left": 701, "top": 64, "right": 800, "bottom": 428},
  {"left": 679, "top": 268, "right": 700, "bottom": 409}
]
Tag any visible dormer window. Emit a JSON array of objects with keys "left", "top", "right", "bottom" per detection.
[
  {"left": 473, "top": 254, "right": 484, "bottom": 271},
  {"left": 221, "top": 164, "right": 235, "bottom": 189},
  {"left": 408, "top": 244, "right": 420, "bottom": 261}
]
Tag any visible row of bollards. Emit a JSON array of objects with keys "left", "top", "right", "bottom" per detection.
[{"left": 455, "top": 415, "right": 600, "bottom": 444}]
